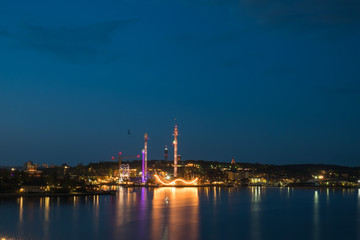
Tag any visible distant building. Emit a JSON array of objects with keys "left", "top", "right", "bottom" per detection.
[
  {"left": 23, "top": 161, "right": 37, "bottom": 172},
  {"left": 227, "top": 171, "right": 239, "bottom": 181},
  {"left": 20, "top": 186, "right": 46, "bottom": 193},
  {"left": 249, "top": 177, "right": 267, "bottom": 185},
  {"left": 185, "top": 163, "right": 196, "bottom": 168},
  {"left": 231, "top": 158, "right": 235, "bottom": 164},
  {"left": 164, "top": 146, "right": 168, "bottom": 161},
  {"left": 23, "top": 161, "right": 42, "bottom": 177}
]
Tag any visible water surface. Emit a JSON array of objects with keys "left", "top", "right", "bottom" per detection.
[{"left": 0, "top": 187, "right": 359, "bottom": 240}]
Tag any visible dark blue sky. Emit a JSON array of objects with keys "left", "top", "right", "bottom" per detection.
[{"left": 0, "top": 0, "right": 359, "bottom": 166}]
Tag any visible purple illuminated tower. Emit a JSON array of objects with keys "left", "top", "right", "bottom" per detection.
[{"left": 173, "top": 124, "right": 178, "bottom": 177}]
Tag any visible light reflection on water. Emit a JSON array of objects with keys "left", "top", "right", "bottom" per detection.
[
  {"left": 313, "top": 191, "right": 320, "bottom": 240},
  {"left": 151, "top": 187, "right": 199, "bottom": 240},
  {"left": 19, "top": 197, "right": 23, "bottom": 222},
  {"left": 250, "top": 187, "right": 261, "bottom": 240},
  {"left": 0, "top": 187, "right": 359, "bottom": 240},
  {"left": 358, "top": 189, "right": 360, "bottom": 239}
]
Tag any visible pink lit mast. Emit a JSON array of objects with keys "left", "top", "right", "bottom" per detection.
[{"left": 173, "top": 124, "right": 178, "bottom": 177}]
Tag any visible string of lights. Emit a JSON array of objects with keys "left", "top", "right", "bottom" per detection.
[{"left": 154, "top": 175, "right": 198, "bottom": 186}]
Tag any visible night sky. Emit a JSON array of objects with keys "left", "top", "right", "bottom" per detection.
[{"left": 0, "top": 0, "right": 359, "bottom": 166}]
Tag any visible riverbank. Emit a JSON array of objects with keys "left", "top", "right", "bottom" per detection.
[
  {"left": 1, "top": 185, "right": 358, "bottom": 197},
  {"left": 0, "top": 190, "right": 116, "bottom": 198}
]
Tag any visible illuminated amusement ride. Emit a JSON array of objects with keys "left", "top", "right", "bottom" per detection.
[
  {"left": 154, "top": 123, "right": 198, "bottom": 186},
  {"left": 112, "top": 152, "right": 140, "bottom": 183},
  {"left": 113, "top": 123, "right": 198, "bottom": 186}
]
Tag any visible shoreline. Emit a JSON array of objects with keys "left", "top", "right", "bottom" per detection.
[
  {"left": 0, "top": 185, "right": 358, "bottom": 197},
  {"left": 0, "top": 191, "right": 116, "bottom": 198}
]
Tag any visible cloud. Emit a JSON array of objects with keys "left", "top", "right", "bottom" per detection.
[
  {"left": 172, "top": 30, "right": 245, "bottom": 49},
  {"left": 172, "top": 0, "right": 360, "bottom": 48},
  {"left": 239, "top": 0, "right": 360, "bottom": 31},
  {"left": 0, "top": 27, "right": 13, "bottom": 38},
  {"left": 222, "top": 59, "right": 243, "bottom": 68},
  {"left": 263, "top": 65, "right": 298, "bottom": 76},
  {"left": 189, "top": 0, "right": 360, "bottom": 36},
  {"left": 316, "top": 81, "right": 360, "bottom": 96},
  {"left": 22, "top": 19, "right": 138, "bottom": 44},
  {"left": 0, "top": 19, "right": 139, "bottom": 62}
]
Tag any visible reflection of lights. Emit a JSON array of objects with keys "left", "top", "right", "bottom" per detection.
[
  {"left": 152, "top": 187, "right": 199, "bottom": 240},
  {"left": 73, "top": 196, "right": 79, "bottom": 207},
  {"left": 214, "top": 187, "right": 217, "bottom": 202},
  {"left": 19, "top": 197, "right": 23, "bottom": 222},
  {"left": 287, "top": 187, "right": 290, "bottom": 198},
  {"left": 166, "top": 175, "right": 170, "bottom": 180},
  {"left": 313, "top": 190, "right": 320, "bottom": 239},
  {"left": 358, "top": 189, "right": 360, "bottom": 208},
  {"left": 326, "top": 188, "right": 330, "bottom": 205},
  {"left": 45, "top": 197, "right": 50, "bottom": 222},
  {"left": 251, "top": 187, "right": 261, "bottom": 203},
  {"left": 153, "top": 187, "right": 198, "bottom": 200},
  {"left": 154, "top": 175, "right": 198, "bottom": 185},
  {"left": 250, "top": 187, "right": 261, "bottom": 239}
]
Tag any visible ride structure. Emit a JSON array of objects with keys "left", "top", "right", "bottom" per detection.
[{"left": 173, "top": 124, "right": 178, "bottom": 177}]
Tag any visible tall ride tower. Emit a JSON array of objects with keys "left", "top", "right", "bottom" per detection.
[
  {"left": 164, "top": 146, "right": 168, "bottom": 161},
  {"left": 173, "top": 125, "right": 178, "bottom": 177},
  {"left": 142, "top": 133, "right": 148, "bottom": 183}
]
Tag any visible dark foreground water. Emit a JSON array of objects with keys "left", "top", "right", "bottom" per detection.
[{"left": 0, "top": 187, "right": 359, "bottom": 240}]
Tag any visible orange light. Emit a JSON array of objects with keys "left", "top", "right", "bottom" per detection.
[{"left": 154, "top": 175, "right": 198, "bottom": 185}]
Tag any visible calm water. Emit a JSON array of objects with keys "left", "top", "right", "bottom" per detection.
[{"left": 0, "top": 187, "right": 359, "bottom": 240}]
